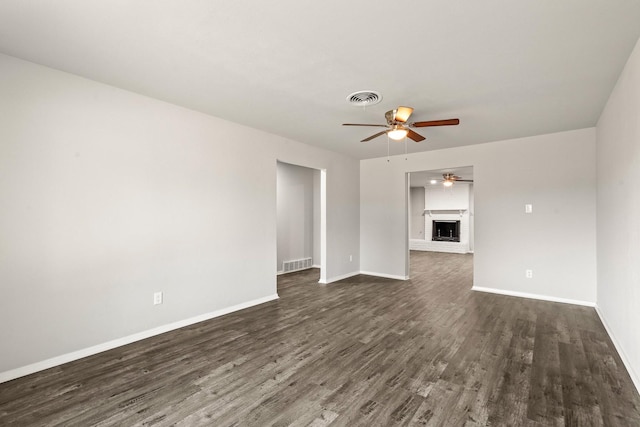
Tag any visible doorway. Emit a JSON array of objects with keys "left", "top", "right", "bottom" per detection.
[
  {"left": 276, "top": 161, "right": 326, "bottom": 282},
  {"left": 407, "top": 166, "right": 474, "bottom": 277}
]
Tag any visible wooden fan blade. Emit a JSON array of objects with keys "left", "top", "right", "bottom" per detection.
[
  {"left": 456, "top": 179, "right": 474, "bottom": 182},
  {"left": 361, "top": 131, "right": 388, "bottom": 142},
  {"left": 412, "top": 118, "right": 460, "bottom": 128},
  {"left": 406, "top": 129, "right": 425, "bottom": 142},
  {"left": 343, "top": 123, "right": 388, "bottom": 127},
  {"left": 395, "top": 106, "right": 414, "bottom": 123}
]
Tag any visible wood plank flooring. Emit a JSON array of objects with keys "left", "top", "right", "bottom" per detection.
[{"left": 1, "top": 251, "right": 639, "bottom": 426}]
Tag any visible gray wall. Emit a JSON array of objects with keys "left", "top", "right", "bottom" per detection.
[
  {"left": 409, "top": 187, "right": 425, "bottom": 239},
  {"left": 361, "top": 128, "right": 597, "bottom": 303},
  {"left": 313, "top": 170, "right": 321, "bottom": 266},
  {"left": 0, "top": 53, "right": 360, "bottom": 378},
  {"left": 276, "top": 162, "right": 315, "bottom": 271},
  {"left": 596, "top": 37, "right": 640, "bottom": 390}
]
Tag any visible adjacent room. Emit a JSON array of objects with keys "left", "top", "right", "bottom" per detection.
[
  {"left": 276, "top": 161, "right": 323, "bottom": 278},
  {"left": 409, "top": 168, "right": 474, "bottom": 254},
  {"left": 1, "top": 1, "right": 640, "bottom": 425}
]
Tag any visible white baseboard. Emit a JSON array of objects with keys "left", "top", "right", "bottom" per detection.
[
  {"left": 471, "top": 287, "right": 639, "bottom": 395},
  {"left": 319, "top": 271, "right": 360, "bottom": 284},
  {"left": 360, "top": 271, "right": 409, "bottom": 281},
  {"left": 595, "top": 306, "right": 640, "bottom": 395},
  {"left": 0, "top": 294, "right": 279, "bottom": 384},
  {"left": 277, "top": 266, "right": 321, "bottom": 276},
  {"left": 319, "top": 270, "right": 409, "bottom": 283},
  {"left": 471, "top": 286, "right": 596, "bottom": 307},
  {"left": 312, "top": 264, "right": 321, "bottom": 269}
]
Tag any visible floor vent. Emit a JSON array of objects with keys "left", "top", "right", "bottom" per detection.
[{"left": 282, "top": 257, "right": 313, "bottom": 273}]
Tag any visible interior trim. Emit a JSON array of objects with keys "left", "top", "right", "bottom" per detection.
[
  {"left": 595, "top": 306, "right": 640, "bottom": 394},
  {"left": 0, "top": 293, "right": 280, "bottom": 384},
  {"left": 319, "top": 270, "right": 360, "bottom": 284},
  {"left": 471, "top": 286, "right": 596, "bottom": 307},
  {"left": 359, "top": 271, "right": 409, "bottom": 281}
]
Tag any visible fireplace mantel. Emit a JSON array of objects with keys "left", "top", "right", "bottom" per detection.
[{"left": 423, "top": 209, "right": 467, "bottom": 217}]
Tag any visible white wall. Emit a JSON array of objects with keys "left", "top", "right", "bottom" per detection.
[
  {"left": 0, "top": 53, "right": 359, "bottom": 378},
  {"left": 425, "top": 184, "right": 470, "bottom": 211},
  {"left": 276, "top": 161, "right": 315, "bottom": 271},
  {"left": 361, "top": 128, "right": 597, "bottom": 303},
  {"left": 469, "top": 185, "right": 475, "bottom": 252},
  {"left": 596, "top": 37, "right": 640, "bottom": 390}
]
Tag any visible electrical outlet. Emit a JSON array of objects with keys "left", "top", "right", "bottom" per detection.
[
  {"left": 349, "top": 254, "right": 353, "bottom": 262},
  {"left": 153, "top": 291, "right": 163, "bottom": 305},
  {"left": 525, "top": 204, "right": 533, "bottom": 214},
  {"left": 525, "top": 269, "right": 533, "bottom": 279}
]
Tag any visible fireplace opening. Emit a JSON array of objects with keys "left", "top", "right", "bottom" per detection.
[{"left": 432, "top": 220, "right": 460, "bottom": 242}]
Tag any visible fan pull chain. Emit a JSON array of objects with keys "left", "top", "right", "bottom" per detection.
[
  {"left": 405, "top": 135, "right": 408, "bottom": 160},
  {"left": 387, "top": 134, "right": 390, "bottom": 162}
]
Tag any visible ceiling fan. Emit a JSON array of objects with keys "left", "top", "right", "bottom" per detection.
[
  {"left": 441, "top": 173, "right": 473, "bottom": 187},
  {"left": 343, "top": 106, "right": 459, "bottom": 142}
]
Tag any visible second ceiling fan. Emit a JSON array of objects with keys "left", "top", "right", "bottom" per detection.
[
  {"left": 441, "top": 173, "right": 473, "bottom": 187},
  {"left": 343, "top": 106, "right": 459, "bottom": 142}
]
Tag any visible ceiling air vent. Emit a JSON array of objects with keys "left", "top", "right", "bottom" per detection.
[{"left": 346, "top": 90, "right": 382, "bottom": 107}]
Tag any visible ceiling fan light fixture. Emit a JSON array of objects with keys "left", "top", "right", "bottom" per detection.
[
  {"left": 443, "top": 180, "right": 454, "bottom": 187},
  {"left": 341, "top": 106, "right": 459, "bottom": 143},
  {"left": 388, "top": 126, "right": 408, "bottom": 141}
]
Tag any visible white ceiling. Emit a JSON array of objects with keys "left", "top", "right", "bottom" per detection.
[
  {"left": 410, "top": 167, "right": 474, "bottom": 188},
  {"left": 1, "top": 1, "right": 639, "bottom": 160}
]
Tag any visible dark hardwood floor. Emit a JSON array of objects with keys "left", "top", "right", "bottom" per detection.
[{"left": 1, "top": 251, "right": 639, "bottom": 426}]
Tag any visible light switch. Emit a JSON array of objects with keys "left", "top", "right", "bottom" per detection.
[{"left": 525, "top": 204, "right": 533, "bottom": 214}]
